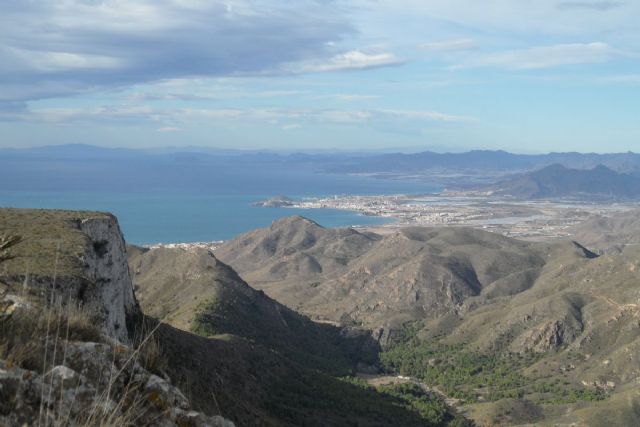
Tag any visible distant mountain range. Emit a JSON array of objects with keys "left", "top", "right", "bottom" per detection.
[
  {"left": 485, "top": 164, "right": 640, "bottom": 199},
  {"left": 3, "top": 144, "right": 640, "bottom": 174},
  {"left": 326, "top": 149, "right": 640, "bottom": 175},
  {"left": 3, "top": 144, "right": 640, "bottom": 200}
]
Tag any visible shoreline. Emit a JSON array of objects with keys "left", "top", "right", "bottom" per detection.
[
  {"left": 142, "top": 193, "right": 640, "bottom": 247},
  {"left": 270, "top": 193, "right": 640, "bottom": 241}
]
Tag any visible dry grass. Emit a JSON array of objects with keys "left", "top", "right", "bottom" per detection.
[
  {"left": 131, "top": 316, "right": 169, "bottom": 378},
  {"left": 0, "top": 301, "right": 103, "bottom": 371},
  {"left": 0, "top": 208, "right": 110, "bottom": 278},
  {"left": 76, "top": 388, "right": 149, "bottom": 427},
  {"left": 0, "top": 302, "right": 173, "bottom": 426}
]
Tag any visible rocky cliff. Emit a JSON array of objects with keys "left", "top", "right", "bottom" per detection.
[
  {"left": 0, "top": 209, "right": 138, "bottom": 343},
  {"left": 0, "top": 208, "right": 234, "bottom": 427}
]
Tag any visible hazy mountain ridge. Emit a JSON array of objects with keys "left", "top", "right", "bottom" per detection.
[
  {"left": 326, "top": 149, "right": 640, "bottom": 174},
  {"left": 3, "top": 145, "right": 640, "bottom": 194},
  {"left": 487, "top": 164, "right": 640, "bottom": 199}
]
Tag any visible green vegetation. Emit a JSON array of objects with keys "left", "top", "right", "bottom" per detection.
[
  {"left": 380, "top": 322, "right": 606, "bottom": 405},
  {"left": 265, "top": 374, "right": 469, "bottom": 427},
  {"left": 531, "top": 380, "right": 606, "bottom": 404},
  {"left": 376, "top": 382, "right": 461, "bottom": 425}
]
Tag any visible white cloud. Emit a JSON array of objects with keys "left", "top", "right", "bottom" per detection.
[
  {"left": 0, "top": 0, "right": 355, "bottom": 102},
  {"left": 3, "top": 105, "right": 472, "bottom": 129},
  {"left": 557, "top": 1, "right": 625, "bottom": 11},
  {"left": 312, "top": 94, "right": 381, "bottom": 101},
  {"left": 356, "top": 0, "right": 638, "bottom": 37},
  {"left": 294, "top": 50, "right": 403, "bottom": 73},
  {"left": 418, "top": 39, "right": 478, "bottom": 52},
  {"left": 599, "top": 74, "right": 640, "bottom": 83},
  {"left": 456, "top": 42, "right": 624, "bottom": 70},
  {"left": 376, "top": 109, "right": 475, "bottom": 123}
]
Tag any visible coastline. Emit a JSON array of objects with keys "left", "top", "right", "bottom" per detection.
[
  {"left": 142, "top": 193, "right": 640, "bottom": 248},
  {"left": 268, "top": 193, "right": 640, "bottom": 241}
]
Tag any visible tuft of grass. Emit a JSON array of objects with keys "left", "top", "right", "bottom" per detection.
[
  {"left": 0, "top": 302, "right": 103, "bottom": 371},
  {"left": 132, "top": 317, "right": 169, "bottom": 378}
]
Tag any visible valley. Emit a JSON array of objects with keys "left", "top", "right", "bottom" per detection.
[{"left": 209, "top": 211, "right": 640, "bottom": 426}]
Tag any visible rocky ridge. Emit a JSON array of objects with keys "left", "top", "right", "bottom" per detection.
[{"left": 0, "top": 208, "right": 234, "bottom": 427}]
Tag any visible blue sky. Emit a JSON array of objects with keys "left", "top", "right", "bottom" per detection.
[{"left": 1, "top": 0, "right": 639, "bottom": 153}]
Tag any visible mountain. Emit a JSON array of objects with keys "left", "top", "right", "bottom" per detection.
[
  {"left": 0, "top": 208, "right": 232, "bottom": 426},
  {"left": 216, "top": 216, "right": 554, "bottom": 331},
  {"left": 6, "top": 207, "right": 640, "bottom": 425},
  {"left": 327, "top": 150, "right": 640, "bottom": 175},
  {"left": 568, "top": 208, "right": 640, "bottom": 254},
  {"left": 127, "top": 245, "right": 379, "bottom": 374},
  {"left": 487, "top": 164, "right": 640, "bottom": 199},
  {"left": 3, "top": 145, "right": 640, "bottom": 195},
  {"left": 127, "top": 244, "right": 475, "bottom": 426},
  {"left": 1, "top": 207, "right": 473, "bottom": 426},
  {"left": 396, "top": 243, "right": 640, "bottom": 426},
  {"left": 217, "top": 215, "right": 640, "bottom": 426}
]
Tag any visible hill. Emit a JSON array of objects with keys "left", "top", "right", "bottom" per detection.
[
  {"left": 127, "top": 245, "right": 468, "bottom": 425},
  {"left": 216, "top": 215, "right": 640, "bottom": 425},
  {"left": 8, "top": 207, "right": 640, "bottom": 425},
  {"left": 568, "top": 208, "right": 640, "bottom": 254},
  {"left": 215, "top": 216, "right": 553, "bottom": 331},
  {"left": 326, "top": 150, "right": 640, "bottom": 175},
  {"left": 128, "top": 245, "right": 379, "bottom": 374},
  {"left": 1, "top": 207, "right": 469, "bottom": 426},
  {"left": 0, "top": 208, "right": 232, "bottom": 426},
  {"left": 487, "top": 164, "right": 640, "bottom": 199}
]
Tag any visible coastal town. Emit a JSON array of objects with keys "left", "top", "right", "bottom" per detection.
[
  {"left": 262, "top": 194, "right": 639, "bottom": 241},
  {"left": 147, "top": 194, "right": 640, "bottom": 250}
]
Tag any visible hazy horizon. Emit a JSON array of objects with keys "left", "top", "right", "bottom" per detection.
[{"left": 1, "top": 142, "right": 639, "bottom": 157}]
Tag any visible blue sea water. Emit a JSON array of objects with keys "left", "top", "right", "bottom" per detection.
[{"left": 0, "top": 159, "right": 439, "bottom": 244}]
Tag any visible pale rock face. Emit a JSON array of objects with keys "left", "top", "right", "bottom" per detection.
[{"left": 78, "top": 215, "right": 138, "bottom": 343}]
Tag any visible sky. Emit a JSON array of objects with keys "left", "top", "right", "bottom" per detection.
[{"left": 0, "top": 0, "right": 639, "bottom": 153}]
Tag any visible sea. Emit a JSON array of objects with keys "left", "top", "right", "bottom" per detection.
[{"left": 0, "top": 162, "right": 439, "bottom": 244}]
